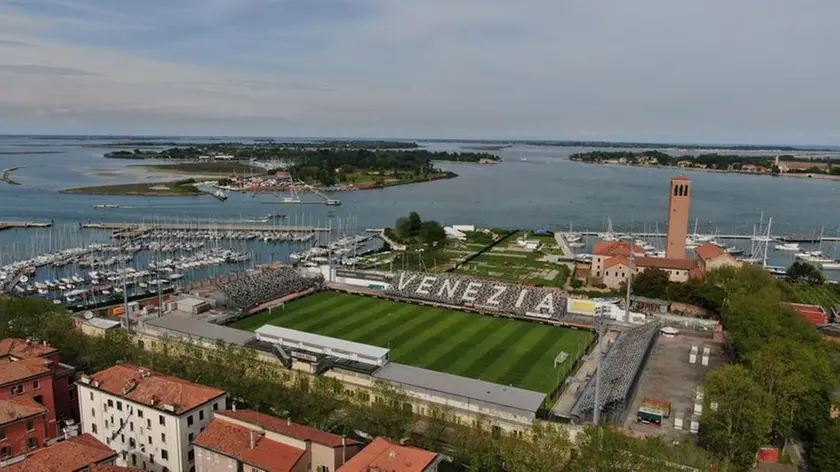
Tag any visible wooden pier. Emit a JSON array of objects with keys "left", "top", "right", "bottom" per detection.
[
  {"left": 0, "top": 221, "right": 53, "bottom": 231},
  {"left": 81, "top": 222, "right": 331, "bottom": 233}
]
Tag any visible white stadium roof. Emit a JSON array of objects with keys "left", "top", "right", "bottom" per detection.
[{"left": 255, "top": 325, "right": 390, "bottom": 363}]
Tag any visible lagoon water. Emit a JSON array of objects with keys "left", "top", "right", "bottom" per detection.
[{"left": 1, "top": 136, "right": 839, "bottom": 270}]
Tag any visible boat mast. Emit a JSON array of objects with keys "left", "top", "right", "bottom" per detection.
[{"left": 762, "top": 218, "right": 772, "bottom": 268}]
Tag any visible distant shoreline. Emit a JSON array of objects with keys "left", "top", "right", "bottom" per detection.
[{"left": 571, "top": 160, "right": 840, "bottom": 181}]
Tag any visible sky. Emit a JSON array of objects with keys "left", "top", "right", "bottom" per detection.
[{"left": 0, "top": 0, "right": 838, "bottom": 144}]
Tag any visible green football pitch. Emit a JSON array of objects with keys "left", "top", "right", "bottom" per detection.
[{"left": 230, "top": 291, "right": 594, "bottom": 393}]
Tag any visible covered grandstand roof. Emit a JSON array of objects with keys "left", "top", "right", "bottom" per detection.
[
  {"left": 373, "top": 363, "right": 546, "bottom": 415},
  {"left": 256, "top": 325, "right": 390, "bottom": 365},
  {"left": 570, "top": 323, "right": 659, "bottom": 422},
  {"left": 142, "top": 314, "right": 256, "bottom": 346}
]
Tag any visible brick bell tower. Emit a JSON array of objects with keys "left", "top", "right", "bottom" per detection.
[{"left": 666, "top": 176, "right": 691, "bottom": 259}]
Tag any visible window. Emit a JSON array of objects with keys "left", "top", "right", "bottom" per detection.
[
  {"left": 188, "top": 433, "right": 194, "bottom": 442},
  {"left": 137, "top": 409, "right": 143, "bottom": 419},
  {"left": 11, "top": 385, "right": 24, "bottom": 395},
  {"left": 161, "top": 433, "right": 166, "bottom": 442},
  {"left": 130, "top": 438, "right": 136, "bottom": 448},
  {"left": 89, "top": 392, "right": 94, "bottom": 401},
  {"left": 147, "top": 419, "right": 151, "bottom": 429},
  {"left": 212, "top": 402, "right": 218, "bottom": 411},
  {"left": 188, "top": 450, "right": 194, "bottom": 462},
  {"left": 130, "top": 422, "right": 134, "bottom": 432},
  {"left": 117, "top": 401, "right": 122, "bottom": 411},
  {"left": 121, "top": 434, "right": 125, "bottom": 444},
  {"left": 317, "top": 466, "right": 329, "bottom": 472},
  {"left": 0, "top": 430, "right": 5, "bottom": 440},
  {"left": 107, "top": 399, "right": 113, "bottom": 408},
  {"left": 27, "top": 438, "right": 37, "bottom": 450},
  {"left": 33, "top": 380, "right": 40, "bottom": 390},
  {"left": 161, "top": 449, "right": 169, "bottom": 460},
  {"left": 132, "top": 454, "right": 137, "bottom": 466},
  {"left": 26, "top": 421, "right": 34, "bottom": 432},
  {"left": 148, "top": 436, "right": 152, "bottom": 445},
  {"left": 92, "top": 424, "right": 98, "bottom": 434},
  {"left": 162, "top": 468, "right": 169, "bottom": 472},
  {"left": 34, "top": 395, "right": 43, "bottom": 405},
  {"left": 1, "top": 446, "right": 11, "bottom": 458},
  {"left": 159, "top": 415, "right": 165, "bottom": 426},
  {"left": 198, "top": 411, "right": 204, "bottom": 421},
  {"left": 187, "top": 415, "right": 193, "bottom": 426}
]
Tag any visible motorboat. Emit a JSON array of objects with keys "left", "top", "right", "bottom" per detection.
[{"left": 774, "top": 242, "right": 800, "bottom": 252}]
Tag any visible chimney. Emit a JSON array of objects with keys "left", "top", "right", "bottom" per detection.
[
  {"left": 287, "top": 417, "right": 291, "bottom": 426},
  {"left": 249, "top": 430, "right": 255, "bottom": 450},
  {"left": 232, "top": 403, "right": 236, "bottom": 412}
]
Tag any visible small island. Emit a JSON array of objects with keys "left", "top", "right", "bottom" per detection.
[
  {"left": 61, "top": 179, "right": 205, "bottom": 197},
  {"left": 570, "top": 150, "right": 840, "bottom": 178},
  {"left": 104, "top": 142, "right": 501, "bottom": 190}
]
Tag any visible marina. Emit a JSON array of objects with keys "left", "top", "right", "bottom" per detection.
[{"left": 81, "top": 222, "right": 331, "bottom": 232}]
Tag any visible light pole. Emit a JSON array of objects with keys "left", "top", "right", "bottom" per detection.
[{"left": 592, "top": 305, "right": 609, "bottom": 426}]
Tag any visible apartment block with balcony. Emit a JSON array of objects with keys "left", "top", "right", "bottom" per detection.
[{"left": 77, "top": 364, "right": 227, "bottom": 472}]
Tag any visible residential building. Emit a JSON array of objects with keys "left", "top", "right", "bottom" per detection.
[
  {"left": 193, "top": 409, "right": 360, "bottom": 472},
  {"left": 666, "top": 176, "right": 691, "bottom": 259},
  {"left": 590, "top": 241, "right": 645, "bottom": 279},
  {"left": 337, "top": 438, "right": 442, "bottom": 472},
  {"left": 0, "top": 338, "right": 79, "bottom": 431},
  {"left": 0, "top": 356, "right": 60, "bottom": 443},
  {"left": 0, "top": 396, "right": 49, "bottom": 463},
  {"left": 3, "top": 433, "right": 118, "bottom": 471},
  {"left": 694, "top": 243, "right": 741, "bottom": 273},
  {"left": 77, "top": 364, "right": 227, "bottom": 472},
  {"left": 600, "top": 255, "right": 696, "bottom": 289}
]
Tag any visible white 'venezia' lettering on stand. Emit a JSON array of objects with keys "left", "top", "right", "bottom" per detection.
[
  {"left": 397, "top": 273, "right": 418, "bottom": 291},
  {"left": 487, "top": 286, "right": 507, "bottom": 306},
  {"left": 461, "top": 282, "right": 483, "bottom": 303},
  {"left": 534, "top": 293, "right": 555, "bottom": 314},
  {"left": 437, "top": 278, "right": 461, "bottom": 299},
  {"left": 514, "top": 289, "right": 529, "bottom": 309},
  {"left": 416, "top": 276, "right": 437, "bottom": 295}
]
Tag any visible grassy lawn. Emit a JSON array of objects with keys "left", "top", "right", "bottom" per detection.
[
  {"left": 230, "top": 291, "right": 593, "bottom": 393},
  {"left": 61, "top": 179, "right": 204, "bottom": 196},
  {"left": 454, "top": 231, "right": 570, "bottom": 287}
]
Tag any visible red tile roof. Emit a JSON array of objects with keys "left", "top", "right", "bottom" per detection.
[
  {"left": 0, "top": 339, "right": 57, "bottom": 360},
  {"left": 635, "top": 257, "right": 696, "bottom": 271},
  {"left": 194, "top": 418, "right": 305, "bottom": 472},
  {"left": 218, "top": 410, "right": 358, "bottom": 448},
  {"left": 338, "top": 438, "right": 438, "bottom": 472},
  {"left": 671, "top": 175, "right": 691, "bottom": 181},
  {"left": 593, "top": 241, "right": 645, "bottom": 257},
  {"left": 91, "top": 465, "right": 144, "bottom": 472},
  {"left": 694, "top": 243, "right": 727, "bottom": 261},
  {"left": 785, "top": 303, "right": 829, "bottom": 325},
  {"left": 5, "top": 433, "right": 116, "bottom": 472},
  {"left": 604, "top": 256, "right": 630, "bottom": 269},
  {"left": 0, "top": 357, "right": 53, "bottom": 386},
  {"left": 0, "top": 396, "right": 47, "bottom": 425},
  {"left": 84, "top": 364, "right": 225, "bottom": 414}
]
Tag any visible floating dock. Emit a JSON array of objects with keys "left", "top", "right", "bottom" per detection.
[
  {"left": 81, "top": 222, "right": 330, "bottom": 233},
  {"left": 0, "top": 221, "right": 53, "bottom": 231}
]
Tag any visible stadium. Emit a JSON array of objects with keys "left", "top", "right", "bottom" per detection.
[
  {"left": 139, "top": 266, "right": 666, "bottom": 432},
  {"left": 230, "top": 290, "right": 594, "bottom": 394}
]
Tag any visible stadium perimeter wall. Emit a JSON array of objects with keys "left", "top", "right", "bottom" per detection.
[{"left": 133, "top": 318, "right": 541, "bottom": 433}]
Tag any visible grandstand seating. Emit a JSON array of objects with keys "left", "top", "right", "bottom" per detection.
[
  {"left": 385, "top": 271, "right": 567, "bottom": 320},
  {"left": 570, "top": 323, "right": 659, "bottom": 422},
  {"left": 217, "top": 267, "right": 323, "bottom": 310}
]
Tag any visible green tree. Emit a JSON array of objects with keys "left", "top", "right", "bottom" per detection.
[
  {"left": 395, "top": 216, "right": 412, "bottom": 238},
  {"left": 500, "top": 422, "right": 572, "bottom": 472},
  {"left": 419, "top": 220, "right": 446, "bottom": 246},
  {"left": 632, "top": 268, "right": 670, "bottom": 299},
  {"left": 787, "top": 261, "right": 825, "bottom": 285},
  {"left": 408, "top": 212, "right": 422, "bottom": 235},
  {"left": 699, "top": 365, "right": 773, "bottom": 470},
  {"left": 809, "top": 419, "right": 840, "bottom": 472}
]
